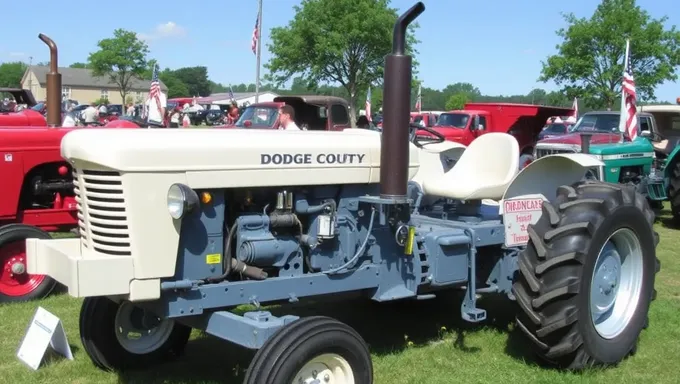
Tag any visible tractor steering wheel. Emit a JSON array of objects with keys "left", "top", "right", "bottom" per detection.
[{"left": 409, "top": 123, "right": 446, "bottom": 147}]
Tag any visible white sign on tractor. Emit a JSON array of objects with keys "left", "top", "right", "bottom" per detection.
[{"left": 502, "top": 197, "right": 544, "bottom": 247}]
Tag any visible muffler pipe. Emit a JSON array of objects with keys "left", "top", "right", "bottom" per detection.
[
  {"left": 380, "top": 2, "right": 425, "bottom": 201},
  {"left": 580, "top": 133, "right": 593, "bottom": 154},
  {"left": 38, "top": 34, "right": 62, "bottom": 127}
]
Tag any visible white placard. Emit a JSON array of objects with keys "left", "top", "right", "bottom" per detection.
[
  {"left": 17, "top": 307, "right": 73, "bottom": 370},
  {"left": 502, "top": 197, "right": 544, "bottom": 247}
]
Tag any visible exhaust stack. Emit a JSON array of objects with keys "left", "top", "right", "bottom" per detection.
[
  {"left": 38, "top": 34, "right": 62, "bottom": 127},
  {"left": 580, "top": 132, "right": 593, "bottom": 154},
  {"left": 379, "top": 2, "right": 425, "bottom": 201}
]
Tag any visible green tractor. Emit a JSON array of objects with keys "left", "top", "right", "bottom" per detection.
[{"left": 534, "top": 109, "right": 680, "bottom": 219}]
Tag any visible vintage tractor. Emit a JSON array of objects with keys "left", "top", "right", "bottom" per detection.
[
  {"left": 0, "top": 35, "right": 138, "bottom": 303},
  {"left": 534, "top": 110, "right": 680, "bottom": 219},
  {"left": 26, "top": 3, "right": 659, "bottom": 382}
]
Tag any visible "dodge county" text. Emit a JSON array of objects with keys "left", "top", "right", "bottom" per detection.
[{"left": 261, "top": 153, "right": 366, "bottom": 165}]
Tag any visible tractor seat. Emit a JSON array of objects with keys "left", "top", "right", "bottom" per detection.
[{"left": 422, "top": 133, "right": 519, "bottom": 201}]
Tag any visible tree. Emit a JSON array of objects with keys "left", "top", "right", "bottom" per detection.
[
  {"left": 159, "top": 71, "right": 190, "bottom": 98},
  {"left": 445, "top": 93, "right": 470, "bottom": 110},
  {"left": 171, "top": 67, "right": 211, "bottom": 96},
  {"left": 88, "top": 29, "right": 150, "bottom": 107},
  {"left": 69, "top": 62, "right": 89, "bottom": 69},
  {"left": 539, "top": 0, "right": 680, "bottom": 109},
  {"left": 442, "top": 83, "right": 481, "bottom": 98},
  {"left": 0, "top": 62, "right": 27, "bottom": 87},
  {"left": 140, "top": 59, "right": 159, "bottom": 80},
  {"left": 210, "top": 81, "right": 228, "bottom": 93},
  {"left": 266, "top": 0, "right": 420, "bottom": 124}
]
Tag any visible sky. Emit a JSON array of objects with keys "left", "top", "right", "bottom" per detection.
[{"left": 0, "top": 0, "right": 678, "bottom": 101}]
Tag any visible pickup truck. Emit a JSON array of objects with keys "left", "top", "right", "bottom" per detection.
[
  {"left": 533, "top": 108, "right": 680, "bottom": 159},
  {"left": 222, "top": 95, "right": 352, "bottom": 131}
]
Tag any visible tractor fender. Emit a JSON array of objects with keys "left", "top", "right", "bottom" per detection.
[
  {"left": 663, "top": 145, "right": 680, "bottom": 181},
  {"left": 500, "top": 153, "right": 604, "bottom": 213}
]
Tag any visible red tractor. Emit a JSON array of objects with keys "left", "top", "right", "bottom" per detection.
[{"left": 0, "top": 34, "right": 137, "bottom": 302}]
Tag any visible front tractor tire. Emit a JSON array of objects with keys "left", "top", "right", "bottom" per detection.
[
  {"left": 244, "top": 316, "right": 373, "bottom": 384},
  {"left": 0, "top": 224, "right": 58, "bottom": 302},
  {"left": 513, "top": 181, "right": 659, "bottom": 369},
  {"left": 79, "top": 297, "right": 192, "bottom": 372}
]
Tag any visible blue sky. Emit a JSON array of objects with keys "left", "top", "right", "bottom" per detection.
[{"left": 1, "top": 0, "right": 677, "bottom": 101}]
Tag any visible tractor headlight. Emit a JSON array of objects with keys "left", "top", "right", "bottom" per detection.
[{"left": 167, "top": 183, "right": 199, "bottom": 219}]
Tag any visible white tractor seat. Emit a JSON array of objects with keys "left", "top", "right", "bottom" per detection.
[{"left": 422, "top": 133, "right": 519, "bottom": 201}]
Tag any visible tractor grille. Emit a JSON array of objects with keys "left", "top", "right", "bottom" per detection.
[
  {"left": 535, "top": 147, "right": 578, "bottom": 159},
  {"left": 73, "top": 169, "right": 131, "bottom": 256}
]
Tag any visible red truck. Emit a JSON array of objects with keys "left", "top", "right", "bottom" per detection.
[{"left": 427, "top": 102, "right": 575, "bottom": 168}]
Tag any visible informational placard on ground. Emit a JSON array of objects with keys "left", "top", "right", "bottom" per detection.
[
  {"left": 502, "top": 197, "right": 544, "bottom": 247},
  {"left": 16, "top": 307, "right": 73, "bottom": 370}
]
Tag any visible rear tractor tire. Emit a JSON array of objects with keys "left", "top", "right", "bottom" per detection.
[
  {"left": 244, "top": 316, "right": 373, "bottom": 384},
  {"left": 79, "top": 297, "right": 192, "bottom": 372},
  {"left": 667, "top": 158, "right": 680, "bottom": 222},
  {"left": 513, "top": 181, "right": 659, "bottom": 369},
  {"left": 0, "top": 224, "right": 58, "bottom": 302}
]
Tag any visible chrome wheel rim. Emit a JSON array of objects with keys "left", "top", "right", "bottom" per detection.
[
  {"left": 589, "top": 228, "right": 644, "bottom": 339},
  {"left": 293, "top": 353, "right": 355, "bottom": 384}
]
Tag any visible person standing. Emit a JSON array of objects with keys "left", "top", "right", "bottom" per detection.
[
  {"left": 82, "top": 102, "right": 99, "bottom": 126},
  {"left": 145, "top": 91, "right": 167, "bottom": 128},
  {"left": 169, "top": 107, "right": 181, "bottom": 128},
  {"left": 225, "top": 104, "right": 240, "bottom": 125},
  {"left": 277, "top": 105, "right": 300, "bottom": 130}
]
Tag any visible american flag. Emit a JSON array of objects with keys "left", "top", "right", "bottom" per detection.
[
  {"left": 148, "top": 64, "right": 162, "bottom": 120},
  {"left": 414, "top": 84, "right": 422, "bottom": 112},
  {"left": 251, "top": 13, "right": 260, "bottom": 55},
  {"left": 365, "top": 87, "right": 372, "bottom": 122},
  {"left": 618, "top": 40, "right": 638, "bottom": 140},
  {"left": 571, "top": 97, "right": 578, "bottom": 119},
  {"left": 229, "top": 85, "right": 235, "bottom": 103}
]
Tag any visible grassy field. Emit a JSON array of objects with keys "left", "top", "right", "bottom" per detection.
[{"left": 1, "top": 205, "right": 679, "bottom": 384}]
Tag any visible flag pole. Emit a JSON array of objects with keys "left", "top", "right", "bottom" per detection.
[
  {"left": 255, "top": 0, "right": 263, "bottom": 103},
  {"left": 618, "top": 39, "right": 630, "bottom": 141}
]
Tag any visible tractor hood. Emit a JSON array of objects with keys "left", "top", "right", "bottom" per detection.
[
  {"left": 60, "top": 128, "right": 420, "bottom": 183},
  {"left": 0, "top": 109, "right": 47, "bottom": 127},
  {"left": 587, "top": 138, "right": 655, "bottom": 156},
  {"left": 0, "top": 127, "right": 70, "bottom": 150}
]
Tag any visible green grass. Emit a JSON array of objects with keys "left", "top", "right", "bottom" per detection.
[{"left": 1, "top": 205, "right": 679, "bottom": 384}]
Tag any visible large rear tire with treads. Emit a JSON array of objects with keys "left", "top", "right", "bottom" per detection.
[{"left": 513, "top": 181, "right": 659, "bottom": 369}]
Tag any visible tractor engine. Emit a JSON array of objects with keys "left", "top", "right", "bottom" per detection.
[
  {"left": 619, "top": 166, "right": 643, "bottom": 185},
  {"left": 221, "top": 186, "right": 359, "bottom": 280},
  {"left": 23, "top": 164, "right": 74, "bottom": 209}
]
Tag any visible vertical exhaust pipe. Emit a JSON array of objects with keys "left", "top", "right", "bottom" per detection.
[
  {"left": 379, "top": 2, "right": 425, "bottom": 201},
  {"left": 38, "top": 34, "right": 62, "bottom": 127},
  {"left": 580, "top": 133, "right": 592, "bottom": 154}
]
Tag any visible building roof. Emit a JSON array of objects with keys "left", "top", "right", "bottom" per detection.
[{"left": 25, "top": 66, "right": 168, "bottom": 91}]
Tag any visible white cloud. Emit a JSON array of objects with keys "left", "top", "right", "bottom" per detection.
[
  {"left": 8, "top": 52, "right": 25, "bottom": 57},
  {"left": 138, "top": 22, "right": 186, "bottom": 41}
]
